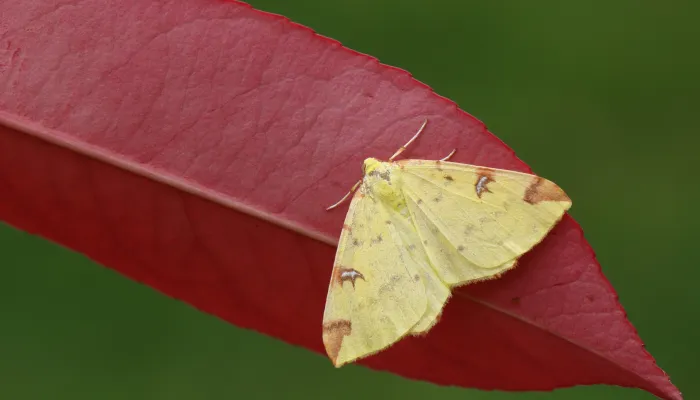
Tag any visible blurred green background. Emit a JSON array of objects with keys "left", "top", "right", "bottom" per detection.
[{"left": 1, "top": 1, "right": 697, "bottom": 399}]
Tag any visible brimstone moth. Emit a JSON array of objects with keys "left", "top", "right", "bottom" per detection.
[{"left": 322, "top": 120, "right": 571, "bottom": 367}]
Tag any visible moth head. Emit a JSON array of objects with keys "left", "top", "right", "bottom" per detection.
[
  {"left": 362, "top": 158, "right": 381, "bottom": 176},
  {"left": 361, "top": 158, "right": 401, "bottom": 207}
]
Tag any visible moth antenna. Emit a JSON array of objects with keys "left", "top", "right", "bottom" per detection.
[
  {"left": 326, "top": 180, "right": 362, "bottom": 211},
  {"left": 388, "top": 119, "right": 428, "bottom": 162},
  {"left": 439, "top": 148, "right": 457, "bottom": 161}
]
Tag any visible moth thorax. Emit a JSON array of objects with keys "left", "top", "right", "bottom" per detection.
[{"left": 363, "top": 160, "right": 405, "bottom": 210}]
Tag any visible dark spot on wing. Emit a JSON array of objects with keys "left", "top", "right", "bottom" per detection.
[
  {"left": 457, "top": 245, "right": 465, "bottom": 252},
  {"left": 370, "top": 234, "right": 383, "bottom": 245},
  {"left": 379, "top": 275, "right": 402, "bottom": 294},
  {"left": 334, "top": 267, "right": 366, "bottom": 289},
  {"left": 444, "top": 174, "right": 454, "bottom": 182},
  {"left": 414, "top": 274, "right": 421, "bottom": 281},
  {"left": 475, "top": 168, "right": 495, "bottom": 198}
]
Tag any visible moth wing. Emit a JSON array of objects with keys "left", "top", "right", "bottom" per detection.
[
  {"left": 409, "top": 257, "right": 517, "bottom": 335},
  {"left": 322, "top": 185, "right": 429, "bottom": 367},
  {"left": 398, "top": 160, "right": 571, "bottom": 288}
]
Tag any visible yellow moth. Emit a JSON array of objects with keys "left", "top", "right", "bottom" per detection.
[{"left": 322, "top": 120, "right": 571, "bottom": 367}]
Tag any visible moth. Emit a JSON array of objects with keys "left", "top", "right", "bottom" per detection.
[{"left": 322, "top": 120, "right": 571, "bottom": 367}]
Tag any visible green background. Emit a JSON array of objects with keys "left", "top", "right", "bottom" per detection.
[{"left": 1, "top": 1, "right": 697, "bottom": 399}]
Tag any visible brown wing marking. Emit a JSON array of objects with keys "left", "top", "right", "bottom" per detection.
[
  {"left": 474, "top": 167, "right": 495, "bottom": 198},
  {"left": 334, "top": 267, "right": 366, "bottom": 289},
  {"left": 322, "top": 320, "right": 352, "bottom": 366},
  {"left": 523, "top": 176, "right": 570, "bottom": 204}
]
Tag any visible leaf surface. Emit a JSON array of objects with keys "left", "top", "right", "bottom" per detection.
[{"left": 0, "top": 1, "right": 680, "bottom": 399}]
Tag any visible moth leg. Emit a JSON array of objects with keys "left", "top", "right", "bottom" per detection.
[
  {"left": 388, "top": 119, "right": 428, "bottom": 161},
  {"left": 439, "top": 148, "right": 457, "bottom": 161},
  {"left": 326, "top": 179, "right": 362, "bottom": 210}
]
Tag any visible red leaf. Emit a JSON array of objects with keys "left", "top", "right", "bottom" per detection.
[{"left": 0, "top": 1, "right": 679, "bottom": 399}]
